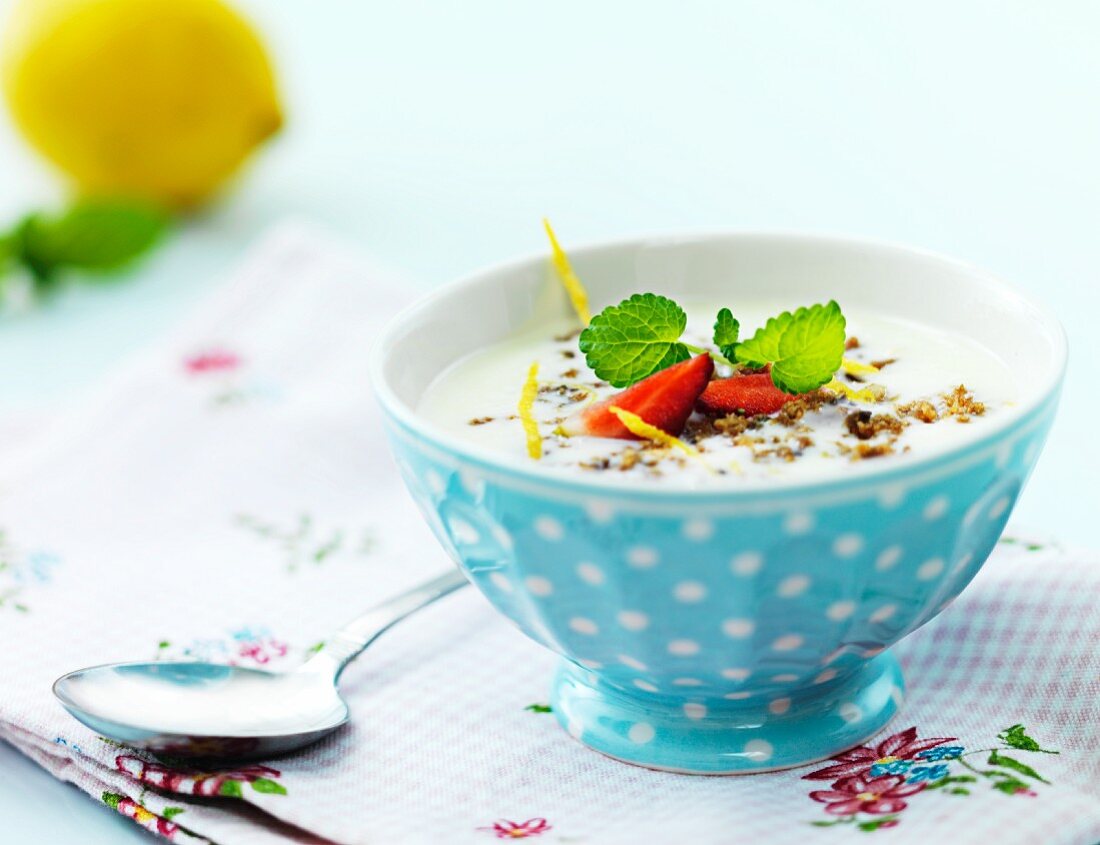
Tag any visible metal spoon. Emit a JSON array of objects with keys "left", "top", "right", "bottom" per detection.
[{"left": 53, "top": 569, "right": 467, "bottom": 760}]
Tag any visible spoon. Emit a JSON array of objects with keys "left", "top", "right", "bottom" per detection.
[{"left": 53, "top": 569, "right": 468, "bottom": 760}]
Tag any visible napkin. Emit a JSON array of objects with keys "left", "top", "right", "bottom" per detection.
[{"left": 0, "top": 223, "right": 1097, "bottom": 845}]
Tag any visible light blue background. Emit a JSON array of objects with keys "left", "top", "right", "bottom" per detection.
[{"left": 1, "top": 1, "right": 1097, "bottom": 839}]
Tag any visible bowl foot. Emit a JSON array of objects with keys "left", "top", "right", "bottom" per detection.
[{"left": 550, "top": 653, "right": 905, "bottom": 774}]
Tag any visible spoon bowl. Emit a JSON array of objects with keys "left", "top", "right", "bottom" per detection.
[{"left": 54, "top": 660, "right": 349, "bottom": 759}]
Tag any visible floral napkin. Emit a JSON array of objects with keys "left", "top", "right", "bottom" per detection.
[{"left": 0, "top": 223, "right": 1098, "bottom": 845}]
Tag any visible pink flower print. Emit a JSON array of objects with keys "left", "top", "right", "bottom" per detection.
[
  {"left": 184, "top": 350, "right": 241, "bottom": 374},
  {"left": 236, "top": 637, "right": 289, "bottom": 665},
  {"left": 479, "top": 818, "right": 552, "bottom": 839},
  {"left": 116, "top": 756, "right": 286, "bottom": 797},
  {"left": 102, "top": 792, "right": 179, "bottom": 839},
  {"left": 802, "top": 726, "right": 956, "bottom": 781},
  {"left": 809, "top": 774, "right": 925, "bottom": 816}
]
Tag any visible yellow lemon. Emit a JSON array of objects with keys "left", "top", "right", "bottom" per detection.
[{"left": 2, "top": 0, "right": 282, "bottom": 208}]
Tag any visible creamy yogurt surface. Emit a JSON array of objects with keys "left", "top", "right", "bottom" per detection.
[{"left": 416, "top": 301, "right": 1018, "bottom": 486}]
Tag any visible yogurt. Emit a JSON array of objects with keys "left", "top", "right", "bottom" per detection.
[{"left": 416, "top": 301, "right": 1018, "bottom": 485}]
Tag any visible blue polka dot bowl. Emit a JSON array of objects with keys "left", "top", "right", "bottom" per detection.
[{"left": 370, "top": 232, "right": 1066, "bottom": 774}]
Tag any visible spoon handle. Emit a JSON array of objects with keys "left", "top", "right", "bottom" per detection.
[{"left": 303, "top": 568, "right": 469, "bottom": 679}]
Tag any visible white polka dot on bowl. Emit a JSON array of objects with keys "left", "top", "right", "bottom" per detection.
[
  {"left": 533, "top": 516, "right": 564, "bottom": 541},
  {"left": 772, "top": 634, "right": 804, "bottom": 652},
  {"left": 524, "top": 575, "right": 553, "bottom": 596},
  {"left": 576, "top": 562, "right": 605, "bottom": 585},
  {"left": 683, "top": 702, "right": 707, "bottom": 720},
  {"left": 626, "top": 546, "right": 659, "bottom": 568},
  {"left": 833, "top": 533, "right": 864, "bottom": 557},
  {"left": 721, "top": 618, "right": 754, "bottom": 639},
  {"left": 628, "top": 722, "right": 655, "bottom": 744},
  {"left": 916, "top": 558, "right": 945, "bottom": 580},
  {"left": 826, "top": 600, "right": 855, "bottom": 621},
  {"left": 784, "top": 512, "right": 815, "bottom": 535},
  {"left": 839, "top": 702, "right": 863, "bottom": 723},
  {"left": 569, "top": 617, "right": 599, "bottom": 635},
  {"left": 682, "top": 518, "right": 714, "bottom": 541},
  {"left": 616, "top": 610, "right": 649, "bottom": 632},
  {"left": 618, "top": 654, "right": 648, "bottom": 671},
  {"left": 667, "top": 639, "right": 700, "bottom": 656},
  {"left": 730, "top": 551, "right": 763, "bottom": 576},
  {"left": 923, "top": 495, "right": 949, "bottom": 520},
  {"left": 673, "top": 581, "right": 707, "bottom": 603},
  {"left": 777, "top": 575, "right": 811, "bottom": 597},
  {"left": 869, "top": 604, "right": 896, "bottom": 623},
  {"left": 875, "top": 545, "right": 903, "bottom": 571}
]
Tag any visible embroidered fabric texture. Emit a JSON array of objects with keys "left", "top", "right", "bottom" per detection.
[{"left": 0, "top": 224, "right": 1097, "bottom": 845}]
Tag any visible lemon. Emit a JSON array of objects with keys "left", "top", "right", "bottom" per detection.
[{"left": 2, "top": 0, "right": 282, "bottom": 209}]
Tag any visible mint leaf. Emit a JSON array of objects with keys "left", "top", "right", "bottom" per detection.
[
  {"left": 12, "top": 199, "right": 168, "bottom": 284},
  {"left": 162, "top": 807, "right": 185, "bottom": 819},
  {"left": 101, "top": 791, "right": 124, "bottom": 809},
  {"left": 988, "top": 751, "right": 1049, "bottom": 783},
  {"left": 734, "top": 301, "right": 846, "bottom": 394},
  {"left": 218, "top": 779, "right": 243, "bottom": 798},
  {"left": 578, "top": 293, "right": 690, "bottom": 387},
  {"left": 713, "top": 307, "right": 740, "bottom": 360},
  {"left": 997, "top": 724, "right": 1058, "bottom": 754},
  {"left": 250, "top": 777, "right": 287, "bottom": 795}
]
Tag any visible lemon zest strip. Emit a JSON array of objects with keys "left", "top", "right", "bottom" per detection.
[
  {"left": 609, "top": 406, "right": 698, "bottom": 457},
  {"left": 543, "top": 218, "right": 591, "bottom": 326},
  {"left": 826, "top": 378, "right": 879, "bottom": 404},
  {"left": 841, "top": 357, "right": 880, "bottom": 377},
  {"left": 518, "top": 362, "right": 542, "bottom": 459}
]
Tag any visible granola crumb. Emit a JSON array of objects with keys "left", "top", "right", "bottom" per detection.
[
  {"left": 467, "top": 416, "right": 494, "bottom": 426},
  {"left": 562, "top": 368, "right": 579, "bottom": 379},
  {"left": 620, "top": 449, "right": 641, "bottom": 471},
  {"left": 836, "top": 440, "right": 895, "bottom": 460},
  {"left": 844, "top": 410, "right": 906, "bottom": 441},
  {"left": 845, "top": 336, "right": 861, "bottom": 350},
  {"left": 870, "top": 357, "right": 898, "bottom": 370},
  {"left": 555, "top": 329, "right": 581, "bottom": 343},
  {"left": 943, "top": 385, "right": 985, "bottom": 423},
  {"left": 897, "top": 399, "right": 939, "bottom": 424},
  {"left": 774, "top": 390, "right": 836, "bottom": 426}
]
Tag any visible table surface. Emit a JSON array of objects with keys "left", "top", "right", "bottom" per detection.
[{"left": 2, "top": 1, "right": 1098, "bottom": 840}]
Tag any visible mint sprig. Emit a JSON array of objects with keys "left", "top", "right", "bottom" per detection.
[
  {"left": 713, "top": 307, "right": 740, "bottom": 360},
  {"left": 1, "top": 198, "right": 168, "bottom": 296},
  {"left": 580, "top": 295, "right": 846, "bottom": 395},
  {"left": 578, "top": 293, "right": 691, "bottom": 387},
  {"left": 734, "top": 300, "right": 846, "bottom": 393}
]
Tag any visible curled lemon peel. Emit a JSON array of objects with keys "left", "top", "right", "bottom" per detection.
[
  {"left": 543, "top": 218, "right": 591, "bottom": 326},
  {"left": 826, "top": 378, "right": 880, "bottom": 404},
  {"left": 519, "top": 362, "right": 542, "bottom": 459},
  {"left": 841, "top": 357, "right": 880, "bottom": 377},
  {"left": 608, "top": 406, "right": 700, "bottom": 458}
]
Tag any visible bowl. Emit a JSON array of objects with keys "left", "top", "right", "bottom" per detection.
[{"left": 369, "top": 232, "right": 1066, "bottom": 774}]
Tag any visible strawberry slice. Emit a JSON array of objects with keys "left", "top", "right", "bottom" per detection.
[
  {"left": 697, "top": 372, "right": 796, "bottom": 416},
  {"left": 563, "top": 354, "right": 714, "bottom": 439}
]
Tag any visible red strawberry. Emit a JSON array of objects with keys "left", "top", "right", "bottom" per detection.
[
  {"left": 697, "top": 372, "right": 796, "bottom": 416},
  {"left": 563, "top": 354, "right": 714, "bottom": 439}
]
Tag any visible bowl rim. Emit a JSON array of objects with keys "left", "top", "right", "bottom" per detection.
[{"left": 369, "top": 228, "right": 1067, "bottom": 499}]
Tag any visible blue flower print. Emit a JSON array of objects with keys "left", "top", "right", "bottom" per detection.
[
  {"left": 869, "top": 759, "right": 913, "bottom": 777},
  {"left": 906, "top": 763, "right": 950, "bottom": 784},
  {"left": 915, "top": 745, "right": 964, "bottom": 762}
]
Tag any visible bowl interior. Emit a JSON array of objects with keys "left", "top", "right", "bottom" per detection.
[{"left": 376, "top": 232, "right": 1065, "bottom": 484}]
